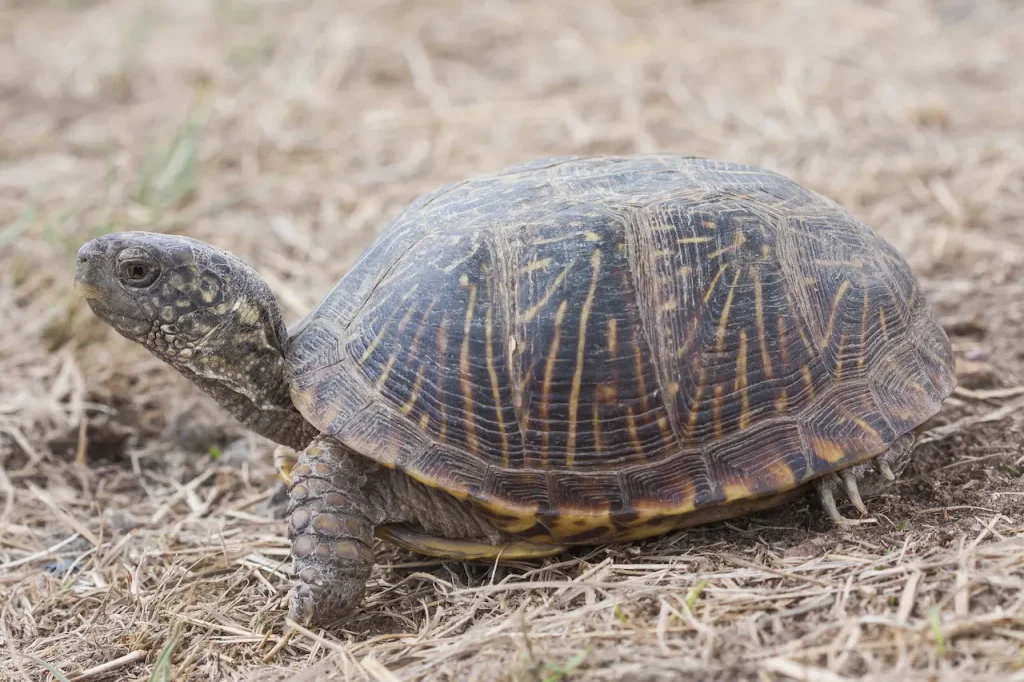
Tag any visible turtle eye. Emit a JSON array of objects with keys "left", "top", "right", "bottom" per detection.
[{"left": 116, "top": 248, "right": 161, "bottom": 288}]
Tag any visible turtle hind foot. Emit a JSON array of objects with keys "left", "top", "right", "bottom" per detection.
[
  {"left": 816, "top": 432, "right": 917, "bottom": 530},
  {"left": 816, "top": 472, "right": 877, "bottom": 530}
]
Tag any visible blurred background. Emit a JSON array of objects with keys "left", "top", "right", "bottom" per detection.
[{"left": 2, "top": 1, "right": 1024, "bottom": 680}]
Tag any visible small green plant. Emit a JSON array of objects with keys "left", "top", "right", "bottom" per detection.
[
  {"left": 208, "top": 445, "right": 223, "bottom": 461},
  {"left": 134, "top": 121, "right": 202, "bottom": 214},
  {"left": 0, "top": 197, "right": 35, "bottom": 250},
  {"left": 542, "top": 650, "right": 587, "bottom": 682},
  {"left": 686, "top": 578, "right": 709, "bottom": 609},
  {"left": 928, "top": 607, "right": 946, "bottom": 655},
  {"left": 17, "top": 653, "right": 70, "bottom": 682},
  {"left": 613, "top": 603, "right": 627, "bottom": 624},
  {"left": 149, "top": 625, "right": 182, "bottom": 682},
  {"left": 897, "top": 519, "right": 909, "bottom": 532}
]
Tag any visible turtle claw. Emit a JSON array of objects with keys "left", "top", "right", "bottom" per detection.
[
  {"left": 817, "top": 475, "right": 852, "bottom": 529},
  {"left": 262, "top": 446, "right": 300, "bottom": 520},
  {"left": 841, "top": 470, "right": 869, "bottom": 516},
  {"left": 288, "top": 584, "right": 316, "bottom": 626},
  {"left": 274, "top": 445, "right": 298, "bottom": 485},
  {"left": 817, "top": 473, "right": 876, "bottom": 530},
  {"left": 877, "top": 460, "right": 896, "bottom": 481}
]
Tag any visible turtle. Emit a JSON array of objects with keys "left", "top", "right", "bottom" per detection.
[{"left": 74, "top": 154, "right": 956, "bottom": 627}]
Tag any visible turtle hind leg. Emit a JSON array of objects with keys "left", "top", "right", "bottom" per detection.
[
  {"left": 871, "top": 432, "right": 915, "bottom": 486},
  {"left": 816, "top": 432, "right": 916, "bottom": 529}
]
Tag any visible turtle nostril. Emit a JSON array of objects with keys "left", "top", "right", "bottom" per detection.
[{"left": 77, "top": 244, "right": 98, "bottom": 266}]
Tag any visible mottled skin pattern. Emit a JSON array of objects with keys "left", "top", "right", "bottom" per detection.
[
  {"left": 75, "top": 154, "right": 956, "bottom": 627},
  {"left": 74, "top": 233, "right": 319, "bottom": 451}
]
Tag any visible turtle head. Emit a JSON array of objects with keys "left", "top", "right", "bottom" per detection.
[
  {"left": 75, "top": 232, "right": 317, "bottom": 450},
  {"left": 74, "top": 232, "right": 258, "bottom": 351}
]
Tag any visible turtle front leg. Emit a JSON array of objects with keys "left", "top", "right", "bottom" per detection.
[
  {"left": 816, "top": 432, "right": 915, "bottom": 529},
  {"left": 286, "top": 438, "right": 379, "bottom": 626},
  {"left": 285, "top": 435, "right": 505, "bottom": 626}
]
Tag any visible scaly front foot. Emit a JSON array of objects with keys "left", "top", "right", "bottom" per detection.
[{"left": 286, "top": 438, "right": 377, "bottom": 626}]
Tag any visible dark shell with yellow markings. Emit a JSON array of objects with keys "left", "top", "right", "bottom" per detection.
[{"left": 287, "top": 155, "right": 955, "bottom": 545}]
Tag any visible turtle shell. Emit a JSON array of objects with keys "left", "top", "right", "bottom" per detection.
[{"left": 287, "top": 155, "right": 955, "bottom": 544}]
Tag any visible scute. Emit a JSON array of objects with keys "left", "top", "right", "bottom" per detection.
[
  {"left": 706, "top": 418, "right": 809, "bottom": 498},
  {"left": 287, "top": 155, "right": 956, "bottom": 544}
]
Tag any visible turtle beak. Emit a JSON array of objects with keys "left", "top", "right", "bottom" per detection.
[
  {"left": 73, "top": 236, "right": 152, "bottom": 338},
  {"left": 73, "top": 282, "right": 100, "bottom": 300},
  {"left": 74, "top": 241, "right": 105, "bottom": 300}
]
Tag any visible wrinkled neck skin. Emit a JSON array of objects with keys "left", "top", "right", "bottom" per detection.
[
  {"left": 124, "top": 259, "right": 317, "bottom": 451},
  {"left": 167, "top": 300, "right": 319, "bottom": 451}
]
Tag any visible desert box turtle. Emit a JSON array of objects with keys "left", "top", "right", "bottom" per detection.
[{"left": 74, "top": 154, "right": 956, "bottom": 626}]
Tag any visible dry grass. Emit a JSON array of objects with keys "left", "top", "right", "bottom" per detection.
[{"left": 2, "top": 0, "right": 1024, "bottom": 679}]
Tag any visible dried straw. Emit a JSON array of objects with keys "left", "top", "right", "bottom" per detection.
[{"left": 2, "top": 0, "right": 1023, "bottom": 680}]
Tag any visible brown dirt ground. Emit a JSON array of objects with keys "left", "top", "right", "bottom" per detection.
[{"left": 2, "top": 1, "right": 1024, "bottom": 680}]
